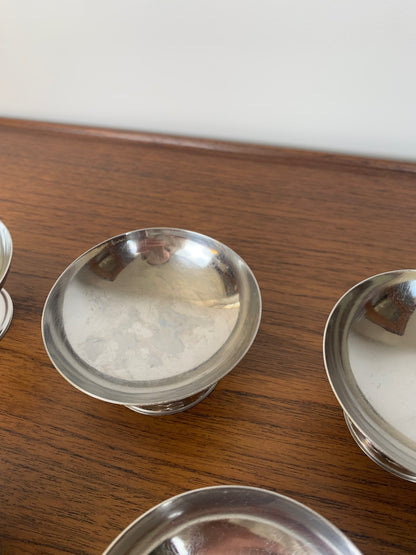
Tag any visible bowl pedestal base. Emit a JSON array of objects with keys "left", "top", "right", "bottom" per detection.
[
  {"left": 125, "top": 383, "right": 217, "bottom": 415},
  {"left": 344, "top": 413, "right": 416, "bottom": 482}
]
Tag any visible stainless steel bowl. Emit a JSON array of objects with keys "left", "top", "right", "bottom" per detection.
[
  {"left": 42, "top": 228, "right": 261, "bottom": 414},
  {"left": 324, "top": 270, "right": 416, "bottom": 481},
  {"left": 104, "top": 486, "right": 361, "bottom": 554},
  {"left": 0, "top": 220, "right": 13, "bottom": 340}
]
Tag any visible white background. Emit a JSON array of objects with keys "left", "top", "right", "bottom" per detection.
[{"left": 1, "top": 0, "right": 415, "bottom": 160}]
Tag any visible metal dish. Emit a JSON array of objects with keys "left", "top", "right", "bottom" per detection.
[
  {"left": 324, "top": 270, "right": 416, "bottom": 481},
  {"left": 104, "top": 485, "right": 361, "bottom": 554},
  {"left": 0, "top": 220, "right": 13, "bottom": 340},
  {"left": 42, "top": 228, "right": 261, "bottom": 414}
]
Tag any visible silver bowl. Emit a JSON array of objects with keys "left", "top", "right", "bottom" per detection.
[
  {"left": 104, "top": 485, "right": 361, "bottom": 554},
  {"left": 0, "top": 220, "right": 13, "bottom": 340},
  {"left": 42, "top": 228, "right": 261, "bottom": 414},
  {"left": 324, "top": 270, "right": 416, "bottom": 481}
]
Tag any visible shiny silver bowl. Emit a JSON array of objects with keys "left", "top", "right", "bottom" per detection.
[
  {"left": 42, "top": 228, "right": 261, "bottom": 414},
  {"left": 104, "top": 486, "right": 361, "bottom": 554},
  {"left": 0, "top": 220, "right": 13, "bottom": 340},
  {"left": 324, "top": 270, "right": 416, "bottom": 481}
]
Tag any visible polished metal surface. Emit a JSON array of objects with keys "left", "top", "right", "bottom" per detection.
[
  {"left": 324, "top": 270, "right": 416, "bottom": 480},
  {"left": 104, "top": 486, "right": 361, "bottom": 555},
  {"left": 0, "top": 220, "right": 13, "bottom": 340},
  {"left": 0, "top": 289, "right": 13, "bottom": 340},
  {"left": 42, "top": 228, "right": 261, "bottom": 414}
]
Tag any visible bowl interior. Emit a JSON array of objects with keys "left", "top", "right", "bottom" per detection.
[
  {"left": 324, "top": 270, "right": 416, "bottom": 472},
  {"left": 42, "top": 228, "right": 261, "bottom": 405}
]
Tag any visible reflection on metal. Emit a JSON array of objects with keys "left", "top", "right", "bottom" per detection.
[
  {"left": 365, "top": 285, "right": 416, "bottom": 335},
  {"left": 88, "top": 236, "right": 174, "bottom": 281}
]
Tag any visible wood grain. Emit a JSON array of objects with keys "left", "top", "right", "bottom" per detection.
[{"left": 1, "top": 118, "right": 415, "bottom": 554}]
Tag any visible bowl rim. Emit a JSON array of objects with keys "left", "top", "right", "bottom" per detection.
[
  {"left": 41, "top": 227, "right": 262, "bottom": 405},
  {"left": 0, "top": 220, "right": 13, "bottom": 288}
]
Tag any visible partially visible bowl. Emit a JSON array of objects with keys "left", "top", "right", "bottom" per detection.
[
  {"left": 324, "top": 270, "right": 416, "bottom": 481},
  {"left": 0, "top": 220, "right": 13, "bottom": 340},
  {"left": 42, "top": 228, "right": 261, "bottom": 414},
  {"left": 104, "top": 485, "right": 361, "bottom": 554}
]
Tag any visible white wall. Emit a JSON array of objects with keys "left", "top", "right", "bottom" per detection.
[{"left": 1, "top": 0, "right": 415, "bottom": 161}]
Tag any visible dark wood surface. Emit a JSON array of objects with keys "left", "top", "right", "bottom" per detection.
[{"left": 1, "top": 118, "right": 415, "bottom": 554}]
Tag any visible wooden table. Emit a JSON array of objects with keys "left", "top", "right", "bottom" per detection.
[{"left": 1, "top": 118, "right": 415, "bottom": 555}]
